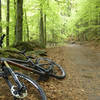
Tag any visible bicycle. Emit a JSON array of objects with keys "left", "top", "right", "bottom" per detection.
[
  {"left": 0, "top": 34, "right": 66, "bottom": 80},
  {"left": 0, "top": 58, "right": 47, "bottom": 100},
  {"left": 3, "top": 49, "right": 66, "bottom": 81}
]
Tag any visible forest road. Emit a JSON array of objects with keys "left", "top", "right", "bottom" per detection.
[
  {"left": 47, "top": 44, "right": 100, "bottom": 100},
  {"left": 0, "top": 44, "right": 99, "bottom": 100}
]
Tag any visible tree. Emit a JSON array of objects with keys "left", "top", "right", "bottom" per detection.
[
  {"left": 6, "top": 0, "right": 10, "bottom": 46},
  {"left": 44, "top": 14, "right": 46, "bottom": 45},
  {"left": 16, "top": 0, "right": 23, "bottom": 44},
  {"left": 66, "top": 0, "right": 100, "bottom": 41},
  {"left": 25, "top": 10, "right": 29, "bottom": 41},
  {"left": 40, "top": 8, "right": 45, "bottom": 48},
  {"left": 14, "top": 0, "right": 17, "bottom": 42},
  {"left": 0, "top": 0, "right": 2, "bottom": 34},
  {"left": 39, "top": 0, "right": 48, "bottom": 48}
]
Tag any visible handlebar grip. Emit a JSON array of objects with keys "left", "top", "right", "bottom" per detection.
[
  {"left": 0, "top": 34, "right": 6, "bottom": 48},
  {"left": 1, "top": 34, "right": 6, "bottom": 40}
]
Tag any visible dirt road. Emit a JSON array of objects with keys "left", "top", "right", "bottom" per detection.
[
  {"left": 46, "top": 44, "right": 100, "bottom": 100},
  {"left": 0, "top": 44, "right": 100, "bottom": 100}
]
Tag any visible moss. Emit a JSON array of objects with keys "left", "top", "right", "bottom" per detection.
[
  {"left": 26, "top": 49, "right": 47, "bottom": 57},
  {"left": 12, "top": 41, "right": 42, "bottom": 51},
  {"left": 0, "top": 47, "right": 47, "bottom": 61},
  {"left": 0, "top": 47, "right": 26, "bottom": 59},
  {"left": 34, "top": 49, "right": 47, "bottom": 56}
]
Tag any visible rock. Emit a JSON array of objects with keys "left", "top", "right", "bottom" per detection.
[{"left": 12, "top": 41, "right": 42, "bottom": 51}]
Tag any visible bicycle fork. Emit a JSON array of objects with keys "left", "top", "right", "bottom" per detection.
[{"left": 2, "top": 61, "right": 27, "bottom": 99}]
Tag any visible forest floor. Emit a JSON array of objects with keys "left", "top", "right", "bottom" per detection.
[
  {"left": 44, "top": 43, "right": 100, "bottom": 100},
  {"left": 0, "top": 42, "right": 100, "bottom": 100}
]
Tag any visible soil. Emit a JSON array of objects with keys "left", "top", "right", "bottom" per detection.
[{"left": 0, "top": 43, "right": 100, "bottom": 100}]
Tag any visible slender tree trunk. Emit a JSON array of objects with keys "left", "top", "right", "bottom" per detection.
[
  {"left": 0, "top": 0, "right": 2, "bottom": 34},
  {"left": 6, "top": 0, "right": 10, "bottom": 46},
  {"left": 16, "top": 0, "right": 23, "bottom": 44},
  {"left": 44, "top": 14, "right": 46, "bottom": 46},
  {"left": 25, "top": 11, "right": 29, "bottom": 41},
  {"left": 14, "top": 0, "right": 16, "bottom": 43},
  {"left": 52, "top": 29, "right": 55, "bottom": 41},
  {"left": 26, "top": 22, "right": 29, "bottom": 41},
  {"left": 40, "top": 9, "right": 45, "bottom": 48}
]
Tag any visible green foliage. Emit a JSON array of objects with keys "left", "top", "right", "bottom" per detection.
[
  {"left": 1, "top": 0, "right": 68, "bottom": 46},
  {"left": 1, "top": 0, "right": 99, "bottom": 47},
  {"left": 66, "top": 0, "right": 100, "bottom": 41}
]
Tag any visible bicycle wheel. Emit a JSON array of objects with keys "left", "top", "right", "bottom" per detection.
[
  {"left": 35, "top": 57, "right": 66, "bottom": 79},
  {"left": 14, "top": 72, "right": 47, "bottom": 100},
  {"left": 2, "top": 72, "right": 47, "bottom": 100}
]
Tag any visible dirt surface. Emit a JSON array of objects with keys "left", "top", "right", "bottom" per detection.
[
  {"left": 44, "top": 44, "right": 100, "bottom": 100},
  {"left": 0, "top": 43, "right": 100, "bottom": 100}
]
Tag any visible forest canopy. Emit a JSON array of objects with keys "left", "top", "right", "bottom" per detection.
[{"left": 0, "top": 0, "right": 100, "bottom": 48}]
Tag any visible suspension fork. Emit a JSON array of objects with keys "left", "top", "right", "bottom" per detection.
[{"left": 3, "top": 61, "right": 23, "bottom": 90}]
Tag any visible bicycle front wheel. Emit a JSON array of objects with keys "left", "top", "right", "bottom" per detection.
[{"left": 13, "top": 72, "right": 47, "bottom": 100}]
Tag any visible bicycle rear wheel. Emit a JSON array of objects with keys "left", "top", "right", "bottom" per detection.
[{"left": 35, "top": 57, "right": 66, "bottom": 79}]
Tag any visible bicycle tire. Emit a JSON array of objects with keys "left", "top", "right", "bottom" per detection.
[
  {"left": 13, "top": 72, "right": 47, "bottom": 100},
  {"left": 1, "top": 72, "right": 47, "bottom": 100},
  {"left": 35, "top": 57, "right": 66, "bottom": 79}
]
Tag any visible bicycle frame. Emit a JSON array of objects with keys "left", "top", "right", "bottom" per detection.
[{"left": 1, "top": 57, "right": 53, "bottom": 75}]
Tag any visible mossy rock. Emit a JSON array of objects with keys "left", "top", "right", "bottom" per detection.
[
  {"left": 0, "top": 47, "right": 26, "bottom": 60},
  {"left": 0, "top": 46, "right": 47, "bottom": 61},
  {"left": 34, "top": 50, "right": 47, "bottom": 56},
  {"left": 13, "top": 41, "right": 42, "bottom": 51},
  {"left": 26, "top": 50, "right": 47, "bottom": 56},
  {"left": 26, "top": 51, "right": 36, "bottom": 56},
  {"left": 2, "top": 47, "right": 20, "bottom": 53}
]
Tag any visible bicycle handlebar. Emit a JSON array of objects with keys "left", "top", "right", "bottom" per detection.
[
  {"left": 18, "top": 49, "right": 36, "bottom": 59},
  {"left": 0, "top": 34, "right": 6, "bottom": 48}
]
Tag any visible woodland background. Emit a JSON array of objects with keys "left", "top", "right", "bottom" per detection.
[{"left": 0, "top": 0, "right": 100, "bottom": 48}]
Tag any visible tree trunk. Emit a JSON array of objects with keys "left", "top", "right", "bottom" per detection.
[
  {"left": 14, "top": 0, "right": 17, "bottom": 43},
  {"left": 25, "top": 11, "right": 29, "bottom": 41},
  {"left": 6, "top": 0, "right": 10, "bottom": 46},
  {"left": 0, "top": 0, "right": 2, "bottom": 34},
  {"left": 16, "top": 0, "right": 23, "bottom": 44},
  {"left": 52, "top": 29, "right": 55, "bottom": 41},
  {"left": 44, "top": 14, "right": 46, "bottom": 46},
  {"left": 40, "top": 9, "right": 45, "bottom": 48}
]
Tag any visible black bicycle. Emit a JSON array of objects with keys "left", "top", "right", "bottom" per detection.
[
  {"left": 0, "top": 58, "right": 47, "bottom": 100},
  {"left": 3, "top": 49, "right": 66, "bottom": 80},
  {"left": 0, "top": 34, "right": 66, "bottom": 80}
]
